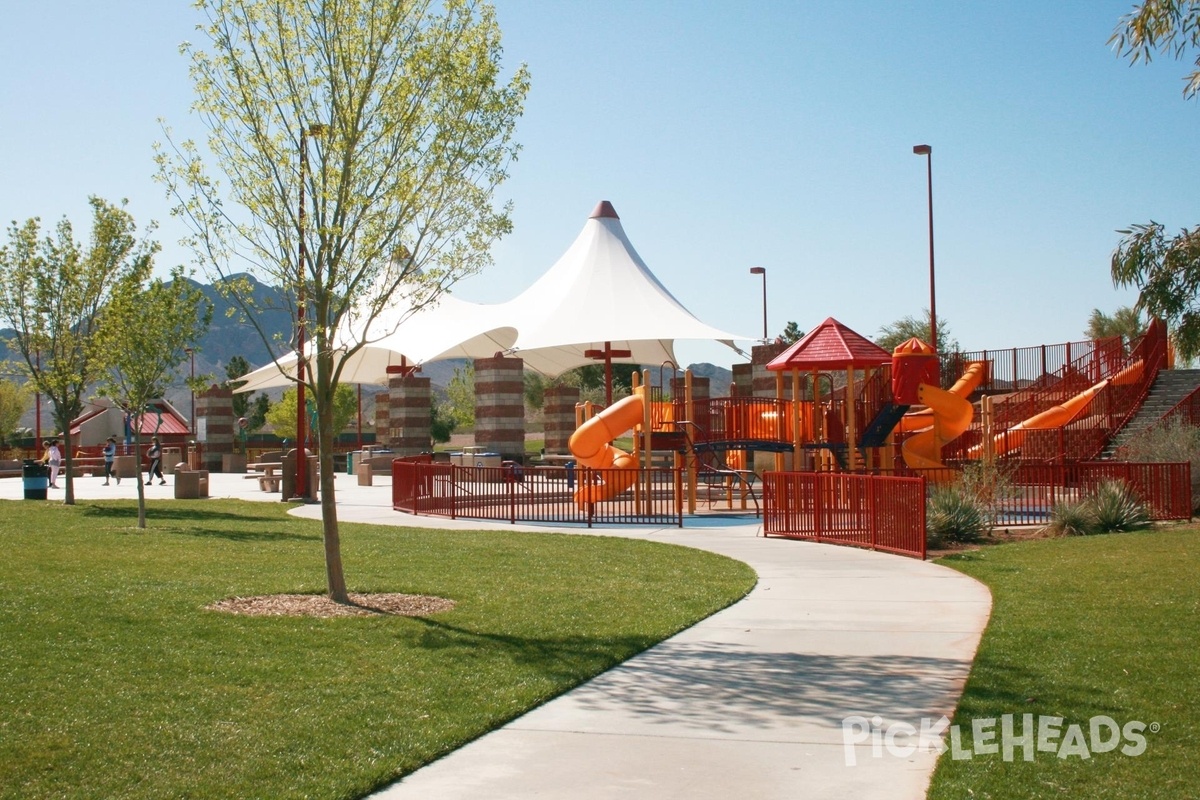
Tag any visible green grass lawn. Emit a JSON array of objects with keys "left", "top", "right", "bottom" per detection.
[
  {"left": 928, "top": 528, "right": 1199, "bottom": 799},
  {"left": 0, "top": 499, "right": 755, "bottom": 800}
]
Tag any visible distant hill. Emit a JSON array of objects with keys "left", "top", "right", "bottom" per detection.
[{"left": 3, "top": 276, "right": 737, "bottom": 429}]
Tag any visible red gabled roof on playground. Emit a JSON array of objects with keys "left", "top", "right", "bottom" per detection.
[{"left": 767, "top": 317, "right": 892, "bottom": 371}]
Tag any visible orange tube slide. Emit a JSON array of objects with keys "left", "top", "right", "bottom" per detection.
[
  {"left": 898, "top": 361, "right": 987, "bottom": 433},
  {"left": 975, "top": 359, "right": 1142, "bottom": 458},
  {"left": 901, "top": 362, "right": 987, "bottom": 471},
  {"left": 568, "top": 394, "right": 644, "bottom": 505}
]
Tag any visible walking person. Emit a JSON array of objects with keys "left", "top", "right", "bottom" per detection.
[
  {"left": 102, "top": 436, "right": 119, "bottom": 485},
  {"left": 146, "top": 436, "right": 166, "bottom": 485},
  {"left": 43, "top": 439, "right": 62, "bottom": 489}
]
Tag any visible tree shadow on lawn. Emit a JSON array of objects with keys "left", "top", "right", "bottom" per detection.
[{"left": 79, "top": 502, "right": 319, "bottom": 542}]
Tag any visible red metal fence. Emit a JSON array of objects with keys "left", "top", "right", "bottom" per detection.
[
  {"left": 762, "top": 472, "right": 927, "bottom": 559},
  {"left": 393, "top": 461, "right": 683, "bottom": 527}
]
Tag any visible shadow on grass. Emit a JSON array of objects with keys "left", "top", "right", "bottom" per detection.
[{"left": 79, "top": 501, "right": 320, "bottom": 542}]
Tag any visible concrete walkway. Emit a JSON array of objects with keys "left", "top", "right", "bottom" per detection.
[{"left": 4, "top": 469, "right": 992, "bottom": 799}]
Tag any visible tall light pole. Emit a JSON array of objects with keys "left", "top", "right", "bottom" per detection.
[
  {"left": 749, "top": 266, "right": 767, "bottom": 343},
  {"left": 294, "top": 122, "right": 327, "bottom": 501},
  {"left": 912, "top": 144, "right": 937, "bottom": 351},
  {"left": 185, "top": 347, "right": 195, "bottom": 435}
]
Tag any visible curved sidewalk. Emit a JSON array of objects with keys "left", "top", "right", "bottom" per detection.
[{"left": 4, "top": 472, "right": 992, "bottom": 799}]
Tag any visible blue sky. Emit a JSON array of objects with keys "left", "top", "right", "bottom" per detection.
[{"left": 2, "top": 1, "right": 1196, "bottom": 371}]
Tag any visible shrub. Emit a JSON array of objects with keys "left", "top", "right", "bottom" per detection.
[
  {"left": 1046, "top": 499, "right": 1096, "bottom": 537},
  {"left": 1117, "top": 416, "right": 1200, "bottom": 511},
  {"left": 927, "top": 483, "right": 989, "bottom": 547},
  {"left": 1087, "top": 479, "right": 1152, "bottom": 532},
  {"left": 957, "top": 460, "right": 1018, "bottom": 526},
  {"left": 1044, "top": 480, "right": 1151, "bottom": 536}
]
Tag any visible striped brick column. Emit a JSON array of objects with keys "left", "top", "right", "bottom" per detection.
[
  {"left": 374, "top": 391, "right": 390, "bottom": 447},
  {"left": 387, "top": 374, "right": 432, "bottom": 456},
  {"left": 474, "top": 356, "right": 525, "bottom": 460},
  {"left": 731, "top": 363, "right": 754, "bottom": 397},
  {"left": 752, "top": 342, "right": 789, "bottom": 398},
  {"left": 543, "top": 385, "right": 579, "bottom": 455},
  {"left": 197, "top": 384, "right": 234, "bottom": 471}
]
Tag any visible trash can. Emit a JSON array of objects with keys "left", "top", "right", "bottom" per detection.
[
  {"left": 280, "top": 448, "right": 318, "bottom": 502},
  {"left": 22, "top": 459, "right": 49, "bottom": 500}
]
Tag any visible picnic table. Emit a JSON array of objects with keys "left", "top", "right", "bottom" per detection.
[{"left": 247, "top": 462, "right": 282, "bottom": 492}]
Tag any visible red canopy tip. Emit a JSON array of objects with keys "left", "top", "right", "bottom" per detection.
[{"left": 589, "top": 200, "right": 619, "bottom": 220}]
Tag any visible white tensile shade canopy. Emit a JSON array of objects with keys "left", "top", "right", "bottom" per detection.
[
  {"left": 232, "top": 292, "right": 517, "bottom": 392},
  {"left": 501, "top": 201, "right": 750, "bottom": 377},
  {"left": 234, "top": 200, "right": 752, "bottom": 394}
]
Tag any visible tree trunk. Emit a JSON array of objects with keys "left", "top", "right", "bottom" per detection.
[
  {"left": 60, "top": 414, "right": 76, "bottom": 506},
  {"left": 134, "top": 430, "right": 147, "bottom": 529},
  {"left": 315, "top": 363, "right": 348, "bottom": 603}
]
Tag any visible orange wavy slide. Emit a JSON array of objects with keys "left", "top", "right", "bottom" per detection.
[
  {"left": 568, "top": 393, "right": 644, "bottom": 506},
  {"left": 901, "top": 361, "right": 987, "bottom": 471}
]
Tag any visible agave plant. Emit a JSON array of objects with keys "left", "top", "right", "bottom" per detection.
[
  {"left": 1046, "top": 499, "right": 1095, "bottom": 537},
  {"left": 927, "top": 483, "right": 989, "bottom": 546},
  {"left": 1087, "top": 480, "right": 1151, "bottom": 533}
]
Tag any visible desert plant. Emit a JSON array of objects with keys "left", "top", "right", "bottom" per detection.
[
  {"left": 1087, "top": 479, "right": 1152, "bottom": 532},
  {"left": 957, "top": 459, "right": 1019, "bottom": 526},
  {"left": 1116, "top": 415, "right": 1200, "bottom": 511},
  {"left": 1045, "top": 480, "right": 1151, "bottom": 536},
  {"left": 1046, "top": 499, "right": 1096, "bottom": 536},
  {"left": 927, "top": 483, "right": 989, "bottom": 547}
]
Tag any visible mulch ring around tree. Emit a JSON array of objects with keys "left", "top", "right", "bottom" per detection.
[{"left": 207, "top": 592, "right": 455, "bottom": 618}]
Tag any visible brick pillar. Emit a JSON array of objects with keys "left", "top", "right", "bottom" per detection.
[
  {"left": 474, "top": 356, "right": 525, "bottom": 460},
  {"left": 752, "top": 342, "right": 789, "bottom": 398},
  {"left": 731, "top": 363, "right": 754, "bottom": 397},
  {"left": 197, "top": 384, "right": 234, "bottom": 471},
  {"left": 543, "top": 385, "right": 580, "bottom": 455},
  {"left": 373, "top": 389, "right": 390, "bottom": 447},
  {"left": 387, "top": 374, "right": 431, "bottom": 456}
]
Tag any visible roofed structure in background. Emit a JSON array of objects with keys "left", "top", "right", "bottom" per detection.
[
  {"left": 68, "top": 397, "right": 191, "bottom": 446},
  {"left": 767, "top": 317, "right": 891, "bottom": 371}
]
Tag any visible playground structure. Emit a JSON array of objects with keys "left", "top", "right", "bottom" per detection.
[{"left": 394, "top": 315, "right": 1191, "bottom": 557}]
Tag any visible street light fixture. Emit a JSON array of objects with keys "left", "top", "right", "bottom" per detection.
[
  {"left": 293, "top": 121, "right": 328, "bottom": 501},
  {"left": 184, "top": 347, "right": 195, "bottom": 435},
  {"left": 749, "top": 266, "right": 767, "bottom": 343},
  {"left": 912, "top": 144, "right": 937, "bottom": 351}
]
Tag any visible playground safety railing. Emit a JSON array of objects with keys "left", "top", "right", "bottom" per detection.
[
  {"left": 392, "top": 461, "right": 684, "bottom": 527},
  {"left": 762, "top": 471, "right": 927, "bottom": 559},
  {"left": 947, "top": 336, "right": 1125, "bottom": 397}
]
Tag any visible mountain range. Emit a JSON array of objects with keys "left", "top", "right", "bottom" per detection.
[{"left": 3, "top": 275, "right": 733, "bottom": 426}]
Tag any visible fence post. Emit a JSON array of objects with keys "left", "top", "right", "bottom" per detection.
[{"left": 449, "top": 464, "right": 457, "bottom": 520}]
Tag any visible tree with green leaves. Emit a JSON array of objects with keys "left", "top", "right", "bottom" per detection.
[
  {"left": 157, "top": 0, "right": 529, "bottom": 602},
  {"left": 0, "top": 379, "right": 31, "bottom": 450},
  {"left": 1109, "top": 3, "right": 1200, "bottom": 359},
  {"left": 874, "top": 311, "right": 959, "bottom": 354},
  {"left": 266, "top": 384, "right": 357, "bottom": 443},
  {"left": 779, "top": 321, "right": 803, "bottom": 344},
  {"left": 1085, "top": 307, "right": 1145, "bottom": 345},
  {"left": 95, "top": 268, "right": 212, "bottom": 528},
  {"left": 0, "top": 197, "right": 156, "bottom": 505},
  {"left": 444, "top": 362, "right": 476, "bottom": 429},
  {"left": 225, "top": 355, "right": 270, "bottom": 432}
]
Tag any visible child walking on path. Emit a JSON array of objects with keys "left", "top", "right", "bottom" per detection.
[
  {"left": 146, "top": 437, "right": 165, "bottom": 485},
  {"left": 103, "top": 437, "right": 119, "bottom": 486}
]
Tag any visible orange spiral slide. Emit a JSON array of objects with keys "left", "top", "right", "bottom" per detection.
[
  {"left": 901, "top": 362, "right": 987, "bottom": 471},
  {"left": 568, "top": 394, "right": 645, "bottom": 506}
]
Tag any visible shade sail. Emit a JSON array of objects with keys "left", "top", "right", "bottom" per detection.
[
  {"left": 232, "top": 292, "right": 517, "bottom": 392},
  {"left": 498, "top": 201, "right": 752, "bottom": 376},
  {"left": 235, "top": 200, "right": 753, "bottom": 390}
]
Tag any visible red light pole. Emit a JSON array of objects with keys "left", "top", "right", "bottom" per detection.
[
  {"left": 749, "top": 266, "right": 767, "bottom": 343},
  {"left": 293, "top": 122, "right": 327, "bottom": 501},
  {"left": 912, "top": 144, "right": 937, "bottom": 351}
]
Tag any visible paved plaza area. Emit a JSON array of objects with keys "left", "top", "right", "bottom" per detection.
[{"left": 2, "top": 469, "right": 991, "bottom": 800}]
